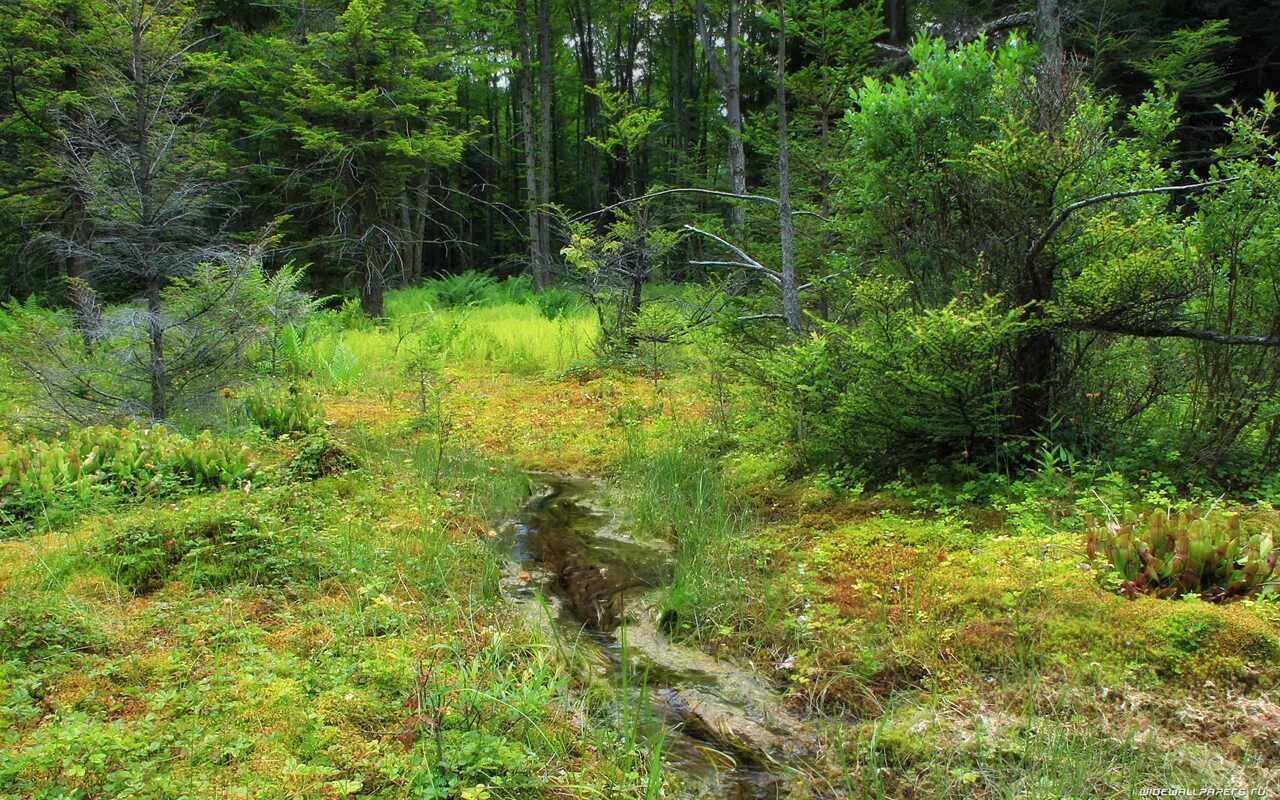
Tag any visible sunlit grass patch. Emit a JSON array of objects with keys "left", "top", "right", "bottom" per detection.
[
  {"left": 299, "top": 293, "right": 600, "bottom": 393},
  {"left": 448, "top": 303, "right": 596, "bottom": 375}
]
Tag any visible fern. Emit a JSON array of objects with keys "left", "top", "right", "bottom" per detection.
[
  {"left": 1131, "top": 20, "right": 1237, "bottom": 99},
  {"left": 429, "top": 271, "right": 498, "bottom": 308}
]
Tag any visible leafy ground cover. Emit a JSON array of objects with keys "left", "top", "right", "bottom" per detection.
[
  {"left": 3, "top": 289, "right": 1278, "bottom": 798},
  {"left": 0, "top": 397, "right": 669, "bottom": 798}
]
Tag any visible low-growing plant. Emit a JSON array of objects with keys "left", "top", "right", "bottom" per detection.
[
  {"left": 286, "top": 432, "right": 359, "bottom": 481},
  {"left": 429, "top": 271, "right": 497, "bottom": 308},
  {"left": 0, "top": 427, "right": 255, "bottom": 526},
  {"left": 97, "top": 512, "right": 317, "bottom": 594},
  {"left": 0, "top": 598, "right": 106, "bottom": 663},
  {"left": 1086, "top": 508, "right": 1278, "bottom": 600},
  {"left": 245, "top": 384, "right": 324, "bottom": 436}
]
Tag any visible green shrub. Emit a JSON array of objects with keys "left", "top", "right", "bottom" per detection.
[
  {"left": 491, "top": 274, "right": 536, "bottom": 304},
  {"left": 759, "top": 280, "right": 1025, "bottom": 475},
  {"left": 97, "top": 512, "right": 317, "bottom": 594},
  {"left": 429, "top": 271, "right": 497, "bottom": 308},
  {"left": 286, "top": 432, "right": 359, "bottom": 481},
  {"left": 532, "top": 287, "right": 583, "bottom": 320},
  {"left": 245, "top": 384, "right": 324, "bottom": 436},
  {"left": 0, "top": 427, "right": 255, "bottom": 526},
  {"left": 335, "top": 296, "right": 373, "bottom": 330},
  {"left": 0, "top": 599, "right": 105, "bottom": 662},
  {"left": 1086, "top": 508, "right": 1277, "bottom": 600}
]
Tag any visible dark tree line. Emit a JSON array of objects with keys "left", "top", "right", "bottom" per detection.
[{"left": 3, "top": 0, "right": 1277, "bottom": 304}]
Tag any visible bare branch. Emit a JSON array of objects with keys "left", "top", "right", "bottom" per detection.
[
  {"left": 682, "top": 225, "right": 782, "bottom": 286},
  {"left": 1082, "top": 321, "right": 1280, "bottom": 348},
  {"left": 573, "top": 187, "right": 830, "bottom": 222},
  {"left": 1026, "top": 179, "right": 1238, "bottom": 265}
]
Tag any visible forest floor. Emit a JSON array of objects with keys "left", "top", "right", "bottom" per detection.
[
  {"left": 440, "top": 368, "right": 1280, "bottom": 798},
  {"left": 3, "top": 303, "right": 1279, "bottom": 798}
]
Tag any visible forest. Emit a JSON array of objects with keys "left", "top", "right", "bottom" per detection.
[{"left": 1, "top": 0, "right": 1279, "bottom": 797}]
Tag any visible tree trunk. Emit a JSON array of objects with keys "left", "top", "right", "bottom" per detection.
[
  {"left": 516, "top": 0, "right": 547, "bottom": 288},
  {"left": 776, "top": 0, "right": 800, "bottom": 336},
  {"left": 398, "top": 192, "right": 414, "bottom": 284},
  {"left": 147, "top": 275, "right": 166, "bottom": 420},
  {"left": 694, "top": 0, "right": 747, "bottom": 232},
  {"left": 412, "top": 168, "right": 430, "bottom": 282},
  {"left": 724, "top": 0, "right": 746, "bottom": 231},
  {"left": 670, "top": 11, "right": 685, "bottom": 160},
  {"left": 1036, "top": 0, "right": 1065, "bottom": 129},
  {"left": 537, "top": 0, "right": 554, "bottom": 286},
  {"left": 1007, "top": 0, "right": 1067, "bottom": 435},
  {"left": 885, "top": 0, "right": 909, "bottom": 45},
  {"left": 570, "top": 0, "right": 601, "bottom": 209},
  {"left": 359, "top": 247, "right": 386, "bottom": 318}
]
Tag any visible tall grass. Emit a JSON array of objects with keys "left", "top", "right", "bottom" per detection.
[
  {"left": 450, "top": 304, "right": 595, "bottom": 374},
  {"left": 615, "top": 432, "right": 765, "bottom": 641},
  {"left": 299, "top": 290, "right": 598, "bottom": 389},
  {"left": 287, "top": 275, "right": 736, "bottom": 388}
]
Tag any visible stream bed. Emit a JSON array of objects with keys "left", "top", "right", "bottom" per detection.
[{"left": 495, "top": 474, "right": 813, "bottom": 799}]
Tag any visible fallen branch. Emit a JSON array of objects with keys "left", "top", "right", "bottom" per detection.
[{"left": 1082, "top": 320, "right": 1280, "bottom": 348}]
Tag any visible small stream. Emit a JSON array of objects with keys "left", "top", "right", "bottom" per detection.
[{"left": 495, "top": 474, "right": 810, "bottom": 799}]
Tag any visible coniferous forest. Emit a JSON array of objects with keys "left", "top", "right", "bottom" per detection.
[{"left": 2, "top": 1, "right": 1280, "bottom": 797}]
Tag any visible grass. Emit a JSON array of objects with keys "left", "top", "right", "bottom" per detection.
[
  {"left": 612, "top": 431, "right": 765, "bottom": 642},
  {"left": 0, "top": 396, "right": 664, "bottom": 799},
  {"left": 300, "top": 289, "right": 598, "bottom": 395},
  {"left": 4, "top": 280, "right": 1279, "bottom": 798}
]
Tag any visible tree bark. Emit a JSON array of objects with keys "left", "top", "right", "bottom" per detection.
[
  {"left": 569, "top": 0, "right": 601, "bottom": 209},
  {"left": 1005, "top": 0, "right": 1069, "bottom": 435},
  {"left": 516, "top": 0, "right": 547, "bottom": 288},
  {"left": 670, "top": 11, "right": 686, "bottom": 160},
  {"left": 694, "top": 0, "right": 747, "bottom": 232},
  {"left": 1036, "top": 0, "right": 1065, "bottom": 129},
  {"left": 147, "top": 275, "right": 166, "bottom": 420},
  {"left": 537, "top": 0, "right": 554, "bottom": 285},
  {"left": 412, "top": 169, "right": 430, "bottom": 282},
  {"left": 776, "top": 0, "right": 800, "bottom": 336},
  {"left": 885, "top": 0, "right": 909, "bottom": 44},
  {"left": 398, "top": 191, "right": 414, "bottom": 284}
]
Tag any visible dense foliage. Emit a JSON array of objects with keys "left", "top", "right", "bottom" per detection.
[
  {"left": 4, "top": 4, "right": 1278, "bottom": 796},
  {"left": 2, "top": 0, "right": 1278, "bottom": 489},
  {"left": 0, "top": 425, "right": 254, "bottom": 526}
]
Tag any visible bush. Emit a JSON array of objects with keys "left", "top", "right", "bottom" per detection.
[
  {"left": 97, "top": 512, "right": 317, "bottom": 594},
  {"left": 0, "top": 427, "right": 255, "bottom": 526},
  {"left": 244, "top": 384, "right": 324, "bottom": 437},
  {"left": 532, "top": 287, "right": 583, "bottom": 320},
  {"left": 1086, "top": 508, "right": 1278, "bottom": 600},
  {"left": 761, "top": 280, "right": 1025, "bottom": 475},
  {"left": 491, "top": 274, "right": 536, "bottom": 304},
  {"left": 0, "top": 599, "right": 105, "bottom": 662},
  {"left": 429, "top": 271, "right": 497, "bottom": 308},
  {"left": 286, "top": 432, "right": 359, "bottom": 481}
]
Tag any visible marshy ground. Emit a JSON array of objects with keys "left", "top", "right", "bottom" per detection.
[{"left": 2, "top": 290, "right": 1277, "bottom": 799}]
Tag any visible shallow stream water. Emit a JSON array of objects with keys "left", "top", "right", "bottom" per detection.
[{"left": 496, "top": 474, "right": 811, "bottom": 799}]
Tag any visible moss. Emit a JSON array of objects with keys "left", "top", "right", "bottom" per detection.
[
  {"left": 95, "top": 508, "right": 320, "bottom": 595},
  {"left": 0, "top": 597, "right": 106, "bottom": 663}
]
